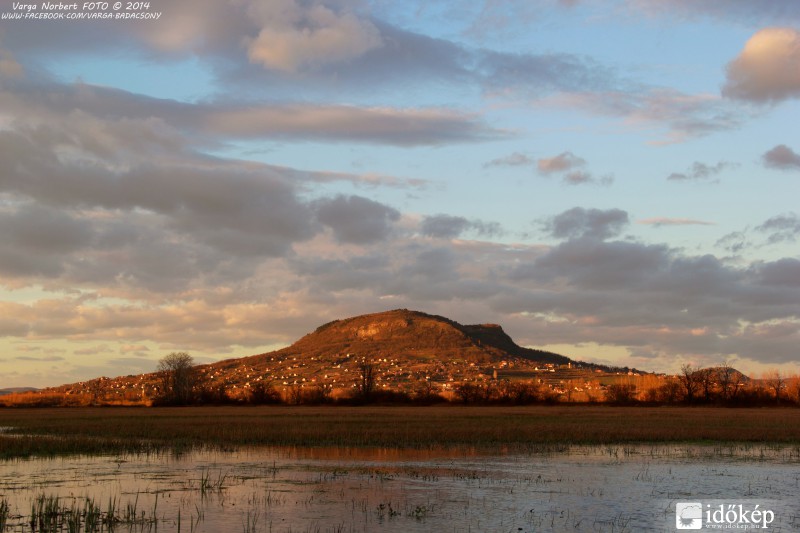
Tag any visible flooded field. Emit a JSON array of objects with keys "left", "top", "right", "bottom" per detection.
[{"left": 1, "top": 444, "right": 799, "bottom": 532}]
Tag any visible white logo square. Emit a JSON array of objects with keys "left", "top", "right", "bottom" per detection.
[{"left": 676, "top": 502, "right": 703, "bottom": 529}]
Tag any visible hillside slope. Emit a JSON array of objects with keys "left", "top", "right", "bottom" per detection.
[{"left": 50, "top": 309, "right": 575, "bottom": 400}]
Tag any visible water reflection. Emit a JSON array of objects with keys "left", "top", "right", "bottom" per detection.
[{"left": 0, "top": 444, "right": 798, "bottom": 532}]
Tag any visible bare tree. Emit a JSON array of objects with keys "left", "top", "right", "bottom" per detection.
[
  {"left": 698, "top": 368, "right": 715, "bottom": 403},
  {"left": 248, "top": 380, "right": 282, "bottom": 405},
  {"left": 679, "top": 364, "right": 701, "bottom": 403},
  {"left": 156, "top": 352, "right": 197, "bottom": 405},
  {"left": 605, "top": 383, "right": 637, "bottom": 404},
  {"left": 716, "top": 362, "right": 745, "bottom": 403},
  {"left": 414, "top": 379, "right": 440, "bottom": 404},
  {"left": 655, "top": 379, "right": 682, "bottom": 404},
  {"left": 354, "top": 357, "right": 376, "bottom": 403},
  {"left": 765, "top": 370, "right": 785, "bottom": 405}
]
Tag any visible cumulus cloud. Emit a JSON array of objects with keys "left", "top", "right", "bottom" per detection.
[
  {"left": 723, "top": 28, "right": 800, "bottom": 102},
  {"left": 543, "top": 207, "right": 629, "bottom": 241},
  {"left": 315, "top": 195, "right": 401, "bottom": 244},
  {"left": 763, "top": 144, "right": 800, "bottom": 170},
  {"left": 420, "top": 214, "right": 502, "bottom": 239}
]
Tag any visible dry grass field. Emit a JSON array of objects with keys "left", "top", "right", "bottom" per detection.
[{"left": 2, "top": 405, "right": 800, "bottom": 459}]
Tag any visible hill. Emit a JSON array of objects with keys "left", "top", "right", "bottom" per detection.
[
  {"left": 0, "top": 387, "right": 39, "bottom": 396},
  {"left": 263, "top": 309, "right": 570, "bottom": 365},
  {"left": 48, "top": 309, "right": 591, "bottom": 401}
]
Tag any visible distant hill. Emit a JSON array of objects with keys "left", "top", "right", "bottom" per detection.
[
  {"left": 0, "top": 387, "right": 39, "bottom": 396},
  {"left": 48, "top": 309, "right": 583, "bottom": 400}
]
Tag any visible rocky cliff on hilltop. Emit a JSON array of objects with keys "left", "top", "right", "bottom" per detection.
[{"left": 270, "top": 309, "right": 569, "bottom": 365}]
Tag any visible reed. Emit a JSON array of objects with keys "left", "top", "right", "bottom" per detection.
[
  {"left": 0, "top": 497, "right": 8, "bottom": 531},
  {"left": 13, "top": 494, "right": 162, "bottom": 532},
  {"left": 1, "top": 405, "right": 799, "bottom": 459}
]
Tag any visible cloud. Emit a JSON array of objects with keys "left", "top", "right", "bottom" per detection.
[
  {"left": 244, "top": 1, "right": 383, "bottom": 72},
  {"left": 550, "top": 89, "right": 748, "bottom": 143},
  {"left": 516, "top": 238, "right": 671, "bottom": 290},
  {"left": 715, "top": 231, "right": 749, "bottom": 254},
  {"left": 420, "top": 214, "right": 502, "bottom": 239},
  {"left": 757, "top": 258, "right": 800, "bottom": 287},
  {"left": 478, "top": 49, "right": 615, "bottom": 97},
  {"left": 756, "top": 213, "right": 800, "bottom": 244},
  {"left": 667, "top": 161, "right": 734, "bottom": 182},
  {"left": 543, "top": 207, "right": 629, "bottom": 241},
  {"left": 714, "top": 213, "right": 799, "bottom": 252},
  {"left": 0, "top": 126, "right": 317, "bottom": 254},
  {"left": 638, "top": 218, "right": 715, "bottom": 227},
  {"left": 628, "top": 0, "right": 800, "bottom": 25},
  {"left": 538, "top": 151, "right": 586, "bottom": 174},
  {"left": 762, "top": 144, "right": 800, "bottom": 170},
  {"left": 484, "top": 152, "right": 534, "bottom": 167},
  {"left": 15, "top": 355, "right": 65, "bottom": 362},
  {"left": 1, "top": 0, "right": 620, "bottom": 104},
  {"left": 206, "top": 104, "right": 506, "bottom": 145},
  {"left": 74, "top": 345, "right": 113, "bottom": 356},
  {"left": 305, "top": 171, "right": 430, "bottom": 190},
  {"left": 1, "top": 0, "right": 799, "bottom": 381},
  {"left": 535, "top": 152, "right": 611, "bottom": 185},
  {"left": 2, "top": 81, "right": 502, "bottom": 147},
  {"left": 564, "top": 171, "right": 613, "bottom": 186},
  {"left": 0, "top": 203, "right": 95, "bottom": 278},
  {"left": 3, "top": 207, "right": 800, "bottom": 375},
  {"left": 0, "top": 49, "right": 24, "bottom": 79},
  {"left": 120, "top": 344, "right": 150, "bottom": 354},
  {"left": 723, "top": 28, "right": 800, "bottom": 102},
  {"left": 315, "top": 195, "right": 401, "bottom": 244}
]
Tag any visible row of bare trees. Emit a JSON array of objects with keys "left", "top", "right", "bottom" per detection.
[{"left": 607, "top": 364, "right": 799, "bottom": 406}]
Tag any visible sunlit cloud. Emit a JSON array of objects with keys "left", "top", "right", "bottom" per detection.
[{"left": 723, "top": 28, "right": 800, "bottom": 102}]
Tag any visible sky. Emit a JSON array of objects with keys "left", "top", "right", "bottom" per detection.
[{"left": 0, "top": 0, "right": 798, "bottom": 388}]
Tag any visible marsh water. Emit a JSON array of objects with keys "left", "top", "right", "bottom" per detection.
[{"left": 1, "top": 444, "right": 799, "bottom": 532}]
